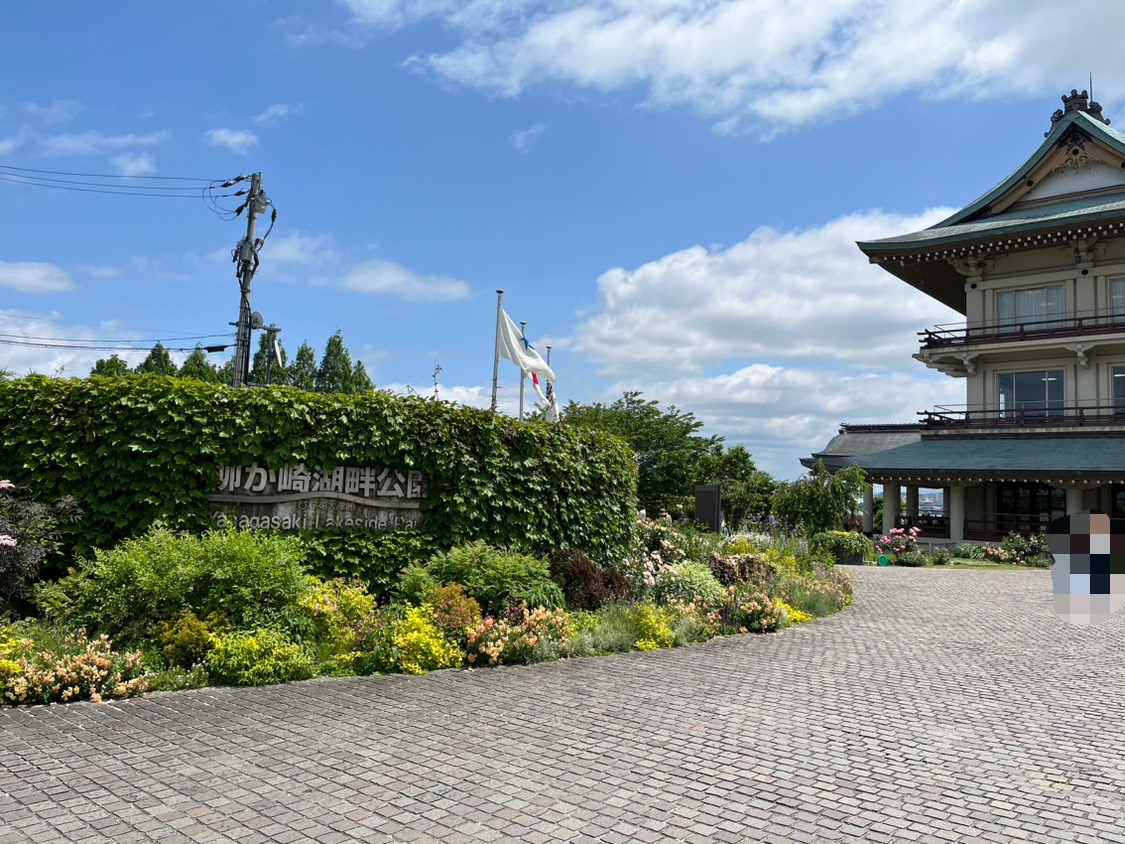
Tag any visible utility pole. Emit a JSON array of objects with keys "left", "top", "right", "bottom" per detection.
[
  {"left": 263, "top": 323, "right": 281, "bottom": 386},
  {"left": 490, "top": 289, "right": 503, "bottom": 412},
  {"left": 231, "top": 173, "right": 269, "bottom": 388},
  {"left": 545, "top": 345, "right": 553, "bottom": 402},
  {"left": 518, "top": 320, "right": 527, "bottom": 422}
]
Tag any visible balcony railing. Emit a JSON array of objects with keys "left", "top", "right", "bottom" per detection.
[
  {"left": 920, "top": 402, "right": 1125, "bottom": 430},
  {"left": 965, "top": 513, "right": 1052, "bottom": 542},
  {"left": 895, "top": 514, "right": 950, "bottom": 538},
  {"left": 919, "top": 309, "right": 1125, "bottom": 350}
]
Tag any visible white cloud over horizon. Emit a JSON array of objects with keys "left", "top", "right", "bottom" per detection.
[
  {"left": 253, "top": 103, "right": 302, "bottom": 125},
  {"left": 0, "top": 261, "right": 77, "bottom": 293},
  {"left": 23, "top": 100, "right": 82, "bottom": 124},
  {"left": 340, "top": 259, "right": 473, "bottom": 302},
  {"left": 337, "top": 0, "right": 1123, "bottom": 132},
  {"left": 36, "top": 129, "right": 170, "bottom": 157},
  {"left": 112, "top": 151, "right": 157, "bottom": 176}
]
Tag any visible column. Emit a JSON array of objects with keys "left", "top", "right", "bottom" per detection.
[
  {"left": 1066, "top": 487, "right": 1085, "bottom": 515},
  {"left": 863, "top": 484, "right": 874, "bottom": 534},
  {"left": 948, "top": 485, "right": 965, "bottom": 543},
  {"left": 882, "top": 483, "right": 900, "bottom": 536},
  {"left": 905, "top": 486, "right": 919, "bottom": 521}
]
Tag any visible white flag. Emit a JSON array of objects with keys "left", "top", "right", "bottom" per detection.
[{"left": 497, "top": 308, "right": 556, "bottom": 384}]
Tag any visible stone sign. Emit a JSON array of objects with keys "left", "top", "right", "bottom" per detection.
[{"left": 210, "top": 462, "right": 426, "bottom": 530}]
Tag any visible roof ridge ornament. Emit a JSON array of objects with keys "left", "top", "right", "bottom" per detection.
[{"left": 1047, "top": 89, "right": 1111, "bottom": 136}]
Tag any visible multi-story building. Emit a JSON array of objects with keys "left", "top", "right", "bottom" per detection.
[{"left": 805, "top": 90, "right": 1125, "bottom": 543}]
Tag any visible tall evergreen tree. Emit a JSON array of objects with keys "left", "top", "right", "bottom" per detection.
[
  {"left": 287, "top": 341, "right": 318, "bottom": 391},
  {"left": 217, "top": 357, "right": 236, "bottom": 386},
  {"left": 315, "top": 331, "right": 354, "bottom": 394},
  {"left": 90, "top": 354, "right": 132, "bottom": 377},
  {"left": 351, "top": 360, "right": 374, "bottom": 392},
  {"left": 178, "top": 345, "right": 222, "bottom": 383},
  {"left": 134, "top": 342, "right": 177, "bottom": 376},
  {"left": 250, "top": 332, "right": 288, "bottom": 386}
]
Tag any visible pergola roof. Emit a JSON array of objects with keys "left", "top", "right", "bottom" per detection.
[{"left": 800, "top": 424, "right": 922, "bottom": 472}]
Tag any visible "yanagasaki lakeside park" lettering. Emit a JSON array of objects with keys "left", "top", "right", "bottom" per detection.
[{"left": 210, "top": 463, "right": 426, "bottom": 530}]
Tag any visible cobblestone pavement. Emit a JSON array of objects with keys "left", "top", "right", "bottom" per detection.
[{"left": 3, "top": 568, "right": 1125, "bottom": 843}]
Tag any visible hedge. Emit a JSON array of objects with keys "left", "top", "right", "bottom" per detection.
[{"left": 0, "top": 376, "right": 638, "bottom": 570}]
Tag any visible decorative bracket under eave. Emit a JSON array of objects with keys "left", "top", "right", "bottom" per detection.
[
  {"left": 958, "top": 354, "right": 978, "bottom": 375},
  {"left": 1065, "top": 344, "right": 1093, "bottom": 368},
  {"left": 948, "top": 256, "right": 995, "bottom": 279}
]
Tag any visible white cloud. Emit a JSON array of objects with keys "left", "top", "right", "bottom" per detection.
[
  {"left": 0, "top": 311, "right": 147, "bottom": 379},
  {"left": 37, "top": 130, "right": 169, "bottom": 157},
  {"left": 112, "top": 152, "right": 157, "bottom": 177},
  {"left": 340, "top": 0, "right": 1125, "bottom": 130},
  {"left": 340, "top": 259, "right": 472, "bottom": 302},
  {"left": 0, "top": 261, "right": 76, "bottom": 293},
  {"left": 204, "top": 128, "right": 260, "bottom": 156},
  {"left": 23, "top": 99, "right": 82, "bottom": 124},
  {"left": 253, "top": 103, "right": 302, "bottom": 125},
  {"left": 0, "top": 134, "right": 24, "bottom": 156},
  {"left": 76, "top": 265, "right": 120, "bottom": 279},
  {"left": 573, "top": 209, "right": 960, "bottom": 377},
  {"left": 267, "top": 231, "right": 342, "bottom": 266},
  {"left": 511, "top": 121, "right": 545, "bottom": 153}
]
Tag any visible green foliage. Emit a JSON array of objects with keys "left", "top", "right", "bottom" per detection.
[
  {"left": 811, "top": 530, "right": 873, "bottom": 562},
  {"left": 352, "top": 360, "right": 374, "bottom": 392},
  {"left": 1, "top": 621, "right": 147, "bottom": 705},
  {"left": 316, "top": 331, "right": 355, "bottom": 394},
  {"left": 465, "top": 603, "right": 572, "bottom": 666},
  {"left": 90, "top": 354, "right": 132, "bottom": 378},
  {"left": 150, "top": 611, "right": 219, "bottom": 669},
  {"left": 424, "top": 541, "right": 564, "bottom": 615},
  {"left": 1, "top": 480, "right": 81, "bottom": 613},
  {"left": 392, "top": 606, "right": 463, "bottom": 674},
  {"left": 250, "top": 333, "right": 287, "bottom": 387},
  {"left": 698, "top": 445, "right": 776, "bottom": 530},
  {"left": 771, "top": 461, "right": 867, "bottom": 535},
  {"left": 0, "top": 376, "right": 637, "bottom": 565},
  {"left": 653, "top": 562, "right": 726, "bottom": 609},
  {"left": 203, "top": 628, "right": 314, "bottom": 686},
  {"left": 723, "top": 587, "right": 785, "bottom": 633},
  {"left": 297, "top": 578, "right": 376, "bottom": 654},
  {"left": 134, "top": 342, "right": 178, "bottom": 376},
  {"left": 428, "top": 583, "right": 482, "bottom": 647},
  {"left": 631, "top": 603, "right": 676, "bottom": 650},
  {"left": 778, "top": 569, "right": 853, "bottom": 615},
  {"left": 1001, "top": 531, "right": 1052, "bottom": 567},
  {"left": 953, "top": 542, "right": 985, "bottom": 560},
  {"left": 178, "top": 346, "right": 223, "bottom": 384},
  {"left": 893, "top": 549, "right": 929, "bottom": 567},
  {"left": 564, "top": 391, "right": 721, "bottom": 511},
  {"left": 549, "top": 548, "right": 631, "bottom": 611},
  {"left": 928, "top": 547, "right": 953, "bottom": 566},
  {"left": 287, "top": 342, "right": 318, "bottom": 390},
  {"left": 397, "top": 564, "right": 439, "bottom": 606},
  {"left": 36, "top": 527, "right": 311, "bottom": 647},
  {"left": 295, "top": 529, "right": 435, "bottom": 601}
]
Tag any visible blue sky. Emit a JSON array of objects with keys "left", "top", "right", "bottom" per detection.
[{"left": 1, "top": 1, "right": 1119, "bottom": 478}]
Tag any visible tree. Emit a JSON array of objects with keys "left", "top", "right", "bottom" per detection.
[
  {"left": 351, "top": 360, "right": 374, "bottom": 392},
  {"left": 315, "top": 331, "right": 354, "bottom": 394},
  {"left": 178, "top": 346, "right": 222, "bottom": 383},
  {"left": 563, "top": 391, "right": 722, "bottom": 511},
  {"left": 287, "top": 342, "right": 317, "bottom": 391},
  {"left": 134, "top": 342, "right": 177, "bottom": 377},
  {"left": 90, "top": 355, "right": 132, "bottom": 378},
  {"left": 770, "top": 461, "right": 867, "bottom": 535},
  {"left": 699, "top": 444, "right": 776, "bottom": 531},
  {"left": 250, "top": 332, "right": 287, "bottom": 386}
]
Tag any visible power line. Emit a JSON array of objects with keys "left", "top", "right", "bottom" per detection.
[
  {"left": 0, "top": 164, "right": 217, "bottom": 181},
  {"left": 0, "top": 337, "right": 233, "bottom": 353},
  {"left": 0, "top": 310, "right": 226, "bottom": 335},
  {"left": 0, "top": 331, "right": 231, "bottom": 345}
]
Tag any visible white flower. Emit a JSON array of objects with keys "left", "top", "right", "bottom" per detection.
[{"left": 0, "top": 534, "right": 17, "bottom": 547}]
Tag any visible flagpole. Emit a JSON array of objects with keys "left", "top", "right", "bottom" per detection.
[
  {"left": 518, "top": 321, "right": 527, "bottom": 422},
  {"left": 490, "top": 289, "right": 503, "bottom": 412}
]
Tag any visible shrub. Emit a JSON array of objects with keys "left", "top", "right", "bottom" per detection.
[
  {"left": 203, "top": 628, "right": 314, "bottom": 686},
  {"left": 429, "top": 583, "right": 482, "bottom": 647},
  {"left": 465, "top": 602, "right": 572, "bottom": 666},
  {"left": 351, "top": 604, "right": 408, "bottom": 675},
  {"left": 150, "top": 611, "right": 219, "bottom": 669},
  {"left": 928, "top": 547, "right": 953, "bottom": 566},
  {"left": 424, "top": 541, "right": 563, "bottom": 615},
  {"left": 549, "top": 549, "right": 631, "bottom": 611},
  {"left": 723, "top": 588, "right": 785, "bottom": 633},
  {"left": 632, "top": 604, "right": 676, "bottom": 650},
  {"left": 0, "top": 479, "right": 81, "bottom": 612},
  {"left": 1, "top": 622, "right": 147, "bottom": 706},
  {"left": 778, "top": 571, "right": 851, "bottom": 617},
  {"left": 1000, "top": 531, "right": 1052, "bottom": 567},
  {"left": 294, "top": 529, "right": 436, "bottom": 601},
  {"left": 669, "top": 602, "right": 721, "bottom": 646},
  {"left": 298, "top": 578, "right": 376, "bottom": 655},
  {"left": 36, "top": 527, "right": 313, "bottom": 647},
  {"left": 953, "top": 542, "right": 985, "bottom": 560},
  {"left": 894, "top": 549, "right": 929, "bottom": 567},
  {"left": 811, "top": 530, "right": 873, "bottom": 563},
  {"left": 653, "top": 562, "right": 726, "bottom": 609},
  {"left": 709, "top": 552, "right": 776, "bottom": 589},
  {"left": 876, "top": 527, "right": 921, "bottom": 556},
  {"left": 582, "top": 604, "right": 641, "bottom": 654},
  {"left": 392, "top": 606, "right": 464, "bottom": 675},
  {"left": 776, "top": 601, "right": 813, "bottom": 625}
]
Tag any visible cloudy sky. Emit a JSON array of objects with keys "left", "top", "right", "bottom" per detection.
[{"left": 2, "top": 1, "right": 1121, "bottom": 478}]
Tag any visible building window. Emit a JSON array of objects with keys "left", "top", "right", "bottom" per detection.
[
  {"left": 1111, "top": 278, "right": 1125, "bottom": 315},
  {"left": 996, "top": 284, "right": 1064, "bottom": 328},
  {"left": 1114, "top": 365, "right": 1125, "bottom": 408},
  {"left": 995, "top": 482, "right": 1065, "bottom": 532},
  {"left": 998, "top": 369, "right": 1064, "bottom": 417}
]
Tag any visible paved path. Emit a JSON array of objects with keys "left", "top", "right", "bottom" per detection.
[{"left": 3, "top": 568, "right": 1125, "bottom": 844}]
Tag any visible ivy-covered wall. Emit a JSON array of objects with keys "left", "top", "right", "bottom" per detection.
[{"left": 0, "top": 376, "right": 638, "bottom": 565}]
